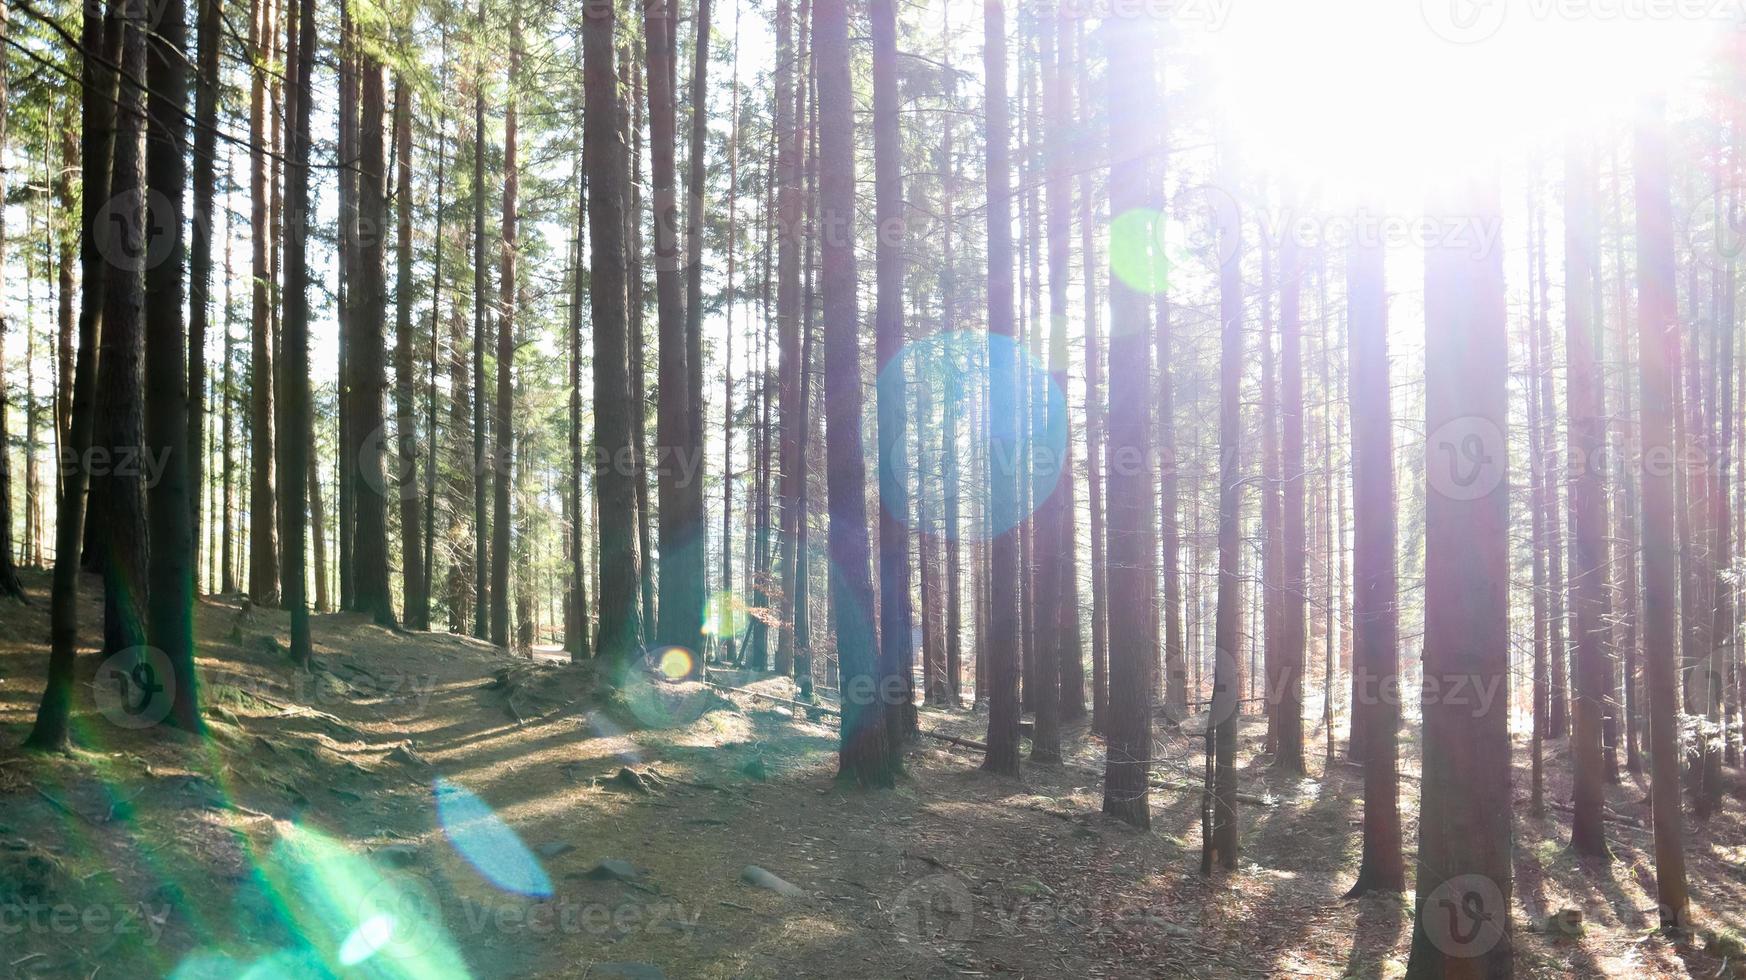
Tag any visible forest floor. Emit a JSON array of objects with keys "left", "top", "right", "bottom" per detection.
[{"left": 0, "top": 572, "right": 1742, "bottom": 979}]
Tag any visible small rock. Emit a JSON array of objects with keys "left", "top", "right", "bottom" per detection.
[
  {"left": 1544, "top": 908, "right": 1583, "bottom": 938},
  {"left": 589, "top": 965, "right": 666, "bottom": 980},
  {"left": 740, "top": 865, "right": 805, "bottom": 898},
  {"left": 537, "top": 842, "right": 575, "bottom": 858},
  {"left": 387, "top": 744, "right": 430, "bottom": 768},
  {"left": 376, "top": 844, "right": 420, "bottom": 868},
  {"left": 577, "top": 858, "right": 639, "bottom": 883}
]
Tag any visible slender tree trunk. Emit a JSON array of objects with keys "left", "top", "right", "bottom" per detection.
[
  {"left": 471, "top": 0, "right": 491, "bottom": 637},
  {"left": 1104, "top": 17, "right": 1158, "bottom": 828},
  {"left": 1080, "top": 22, "right": 1106, "bottom": 732},
  {"left": 1627, "top": 99, "right": 1683, "bottom": 929},
  {"left": 647, "top": 0, "right": 703, "bottom": 661},
  {"left": 393, "top": 79, "right": 428, "bottom": 629},
  {"left": 773, "top": 0, "right": 803, "bottom": 678},
  {"left": 278, "top": 0, "right": 316, "bottom": 666},
  {"left": 980, "top": 0, "right": 1023, "bottom": 779},
  {"left": 248, "top": 0, "right": 279, "bottom": 604},
  {"left": 94, "top": 4, "right": 149, "bottom": 662},
  {"left": 1201, "top": 150, "right": 1241, "bottom": 870},
  {"left": 490, "top": 11, "right": 521, "bottom": 648},
  {"left": 684, "top": 0, "right": 712, "bottom": 661},
  {"left": 143, "top": 0, "right": 202, "bottom": 729},
  {"left": 1275, "top": 202, "right": 1306, "bottom": 774},
  {"left": 350, "top": 50, "right": 397, "bottom": 627},
  {"left": 1047, "top": 9, "right": 1085, "bottom": 724},
  {"left": 1405, "top": 179, "right": 1514, "bottom": 978},
  {"left": 1565, "top": 137, "right": 1611, "bottom": 857},
  {"left": 587, "top": 0, "right": 644, "bottom": 672},
  {"left": 870, "top": 0, "right": 915, "bottom": 750},
  {"left": 24, "top": 0, "right": 121, "bottom": 749},
  {"left": 1342, "top": 234, "right": 1403, "bottom": 895},
  {"left": 817, "top": 0, "right": 889, "bottom": 785},
  {"left": 187, "top": 0, "right": 221, "bottom": 583}
]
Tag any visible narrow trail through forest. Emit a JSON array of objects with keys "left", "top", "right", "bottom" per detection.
[{"left": 0, "top": 575, "right": 1742, "bottom": 978}]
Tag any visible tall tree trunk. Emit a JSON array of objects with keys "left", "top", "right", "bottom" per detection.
[
  {"left": 980, "top": 0, "right": 1023, "bottom": 778},
  {"left": 940, "top": 11, "right": 962, "bottom": 704},
  {"left": 1103, "top": 18, "right": 1158, "bottom": 827},
  {"left": 1052, "top": 10, "right": 1086, "bottom": 722},
  {"left": 871, "top": 0, "right": 915, "bottom": 750},
  {"left": 143, "top": 0, "right": 202, "bottom": 730},
  {"left": 393, "top": 79, "right": 428, "bottom": 630},
  {"left": 94, "top": 5, "right": 149, "bottom": 663},
  {"left": 1533, "top": 191, "right": 1571, "bottom": 740},
  {"left": 221, "top": 147, "right": 237, "bottom": 595},
  {"left": 187, "top": 0, "right": 221, "bottom": 585},
  {"left": 1405, "top": 180, "right": 1513, "bottom": 978},
  {"left": 817, "top": 0, "right": 889, "bottom": 785},
  {"left": 1342, "top": 234, "right": 1403, "bottom": 895},
  {"left": 248, "top": 0, "right": 279, "bottom": 605},
  {"left": 351, "top": 51, "right": 397, "bottom": 627},
  {"left": 1633, "top": 98, "right": 1691, "bottom": 931},
  {"left": 470, "top": 0, "right": 490, "bottom": 637},
  {"left": 626, "top": 45, "right": 656, "bottom": 641},
  {"left": 1275, "top": 202, "right": 1306, "bottom": 774},
  {"left": 25, "top": 0, "right": 122, "bottom": 749},
  {"left": 278, "top": 0, "right": 316, "bottom": 666},
  {"left": 773, "top": 0, "right": 803, "bottom": 678},
  {"left": 1200, "top": 152, "right": 1241, "bottom": 870},
  {"left": 647, "top": 0, "right": 703, "bottom": 662},
  {"left": 586, "top": 0, "right": 643, "bottom": 672},
  {"left": 684, "top": 0, "right": 711, "bottom": 663},
  {"left": 1080, "top": 20, "right": 1106, "bottom": 732},
  {"left": 568, "top": 127, "right": 592, "bottom": 661},
  {"left": 1565, "top": 137, "right": 1611, "bottom": 857},
  {"left": 490, "top": 11, "right": 521, "bottom": 648}
]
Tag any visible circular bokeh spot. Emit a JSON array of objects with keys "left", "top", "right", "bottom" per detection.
[
  {"left": 656, "top": 646, "right": 695, "bottom": 682},
  {"left": 1109, "top": 208, "right": 1173, "bottom": 296},
  {"left": 881, "top": 331, "right": 1067, "bottom": 544}
]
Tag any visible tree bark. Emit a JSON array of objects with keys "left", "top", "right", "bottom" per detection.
[
  {"left": 1104, "top": 16, "right": 1158, "bottom": 828},
  {"left": 24, "top": 0, "right": 121, "bottom": 750},
  {"left": 980, "top": 0, "right": 1023, "bottom": 779},
  {"left": 1405, "top": 179, "right": 1514, "bottom": 978},
  {"left": 248, "top": 0, "right": 279, "bottom": 605},
  {"left": 817, "top": 0, "right": 889, "bottom": 786},
  {"left": 1565, "top": 137, "right": 1610, "bottom": 857},
  {"left": 586, "top": 0, "right": 644, "bottom": 673},
  {"left": 646, "top": 0, "right": 703, "bottom": 661},
  {"left": 1342, "top": 234, "right": 1403, "bottom": 895},
  {"left": 490, "top": 11, "right": 521, "bottom": 648},
  {"left": 393, "top": 79, "right": 428, "bottom": 630},
  {"left": 1632, "top": 97, "right": 1690, "bottom": 931}
]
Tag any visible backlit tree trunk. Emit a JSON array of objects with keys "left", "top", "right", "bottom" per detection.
[
  {"left": 1632, "top": 95, "right": 1690, "bottom": 932},
  {"left": 1342, "top": 234, "right": 1402, "bottom": 896},
  {"left": 817, "top": 0, "right": 889, "bottom": 785},
  {"left": 1405, "top": 179, "right": 1513, "bottom": 978}
]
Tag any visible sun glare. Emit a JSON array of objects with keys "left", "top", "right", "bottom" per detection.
[{"left": 1197, "top": 0, "right": 1724, "bottom": 206}]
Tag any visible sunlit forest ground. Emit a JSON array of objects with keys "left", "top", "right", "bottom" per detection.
[{"left": 0, "top": 576, "right": 1740, "bottom": 979}]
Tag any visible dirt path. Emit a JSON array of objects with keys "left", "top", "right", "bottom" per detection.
[{"left": 0, "top": 576, "right": 1742, "bottom": 978}]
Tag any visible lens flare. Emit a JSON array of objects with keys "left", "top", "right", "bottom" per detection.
[
  {"left": 434, "top": 779, "right": 553, "bottom": 898},
  {"left": 655, "top": 646, "right": 695, "bottom": 681},
  {"left": 1109, "top": 208, "right": 1172, "bottom": 297},
  {"left": 882, "top": 331, "right": 1066, "bottom": 543},
  {"left": 339, "top": 913, "right": 398, "bottom": 966}
]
